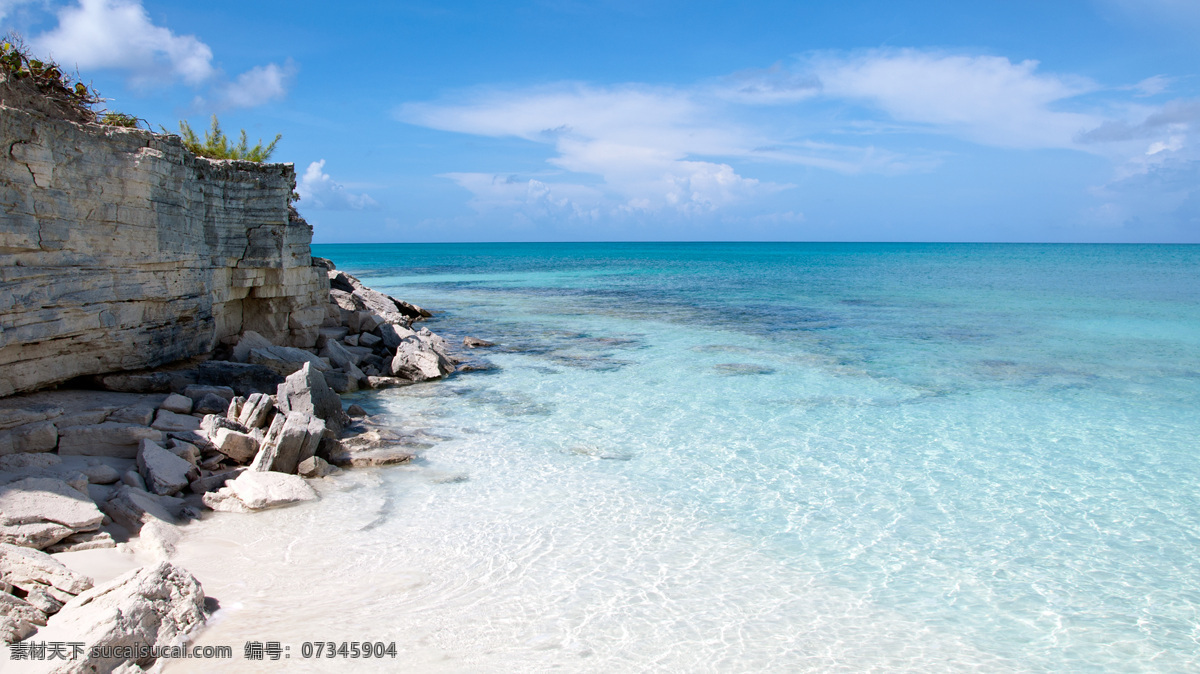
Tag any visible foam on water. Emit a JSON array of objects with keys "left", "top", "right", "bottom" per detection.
[{"left": 168, "top": 243, "right": 1200, "bottom": 672}]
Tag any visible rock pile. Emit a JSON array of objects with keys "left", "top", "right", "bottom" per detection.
[{"left": 0, "top": 265, "right": 473, "bottom": 652}]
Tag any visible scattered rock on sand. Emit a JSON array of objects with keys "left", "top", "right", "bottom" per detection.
[
  {"left": 158, "top": 393, "right": 193, "bottom": 415},
  {"left": 137, "top": 439, "right": 196, "bottom": 496},
  {"left": 57, "top": 422, "right": 165, "bottom": 459},
  {"left": 297, "top": 456, "right": 338, "bottom": 478},
  {"left": 209, "top": 471, "right": 318, "bottom": 511},
  {"left": 30, "top": 562, "right": 206, "bottom": 672},
  {"left": 0, "top": 477, "right": 104, "bottom": 549}
]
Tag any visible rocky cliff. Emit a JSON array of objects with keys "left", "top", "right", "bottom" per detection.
[{"left": 0, "top": 105, "right": 328, "bottom": 397}]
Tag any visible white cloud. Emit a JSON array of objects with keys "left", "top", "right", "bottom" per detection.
[
  {"left": 35, "top": 0, "right": 214, "bottom": 85},
  {"left": 0, "top": 0, "right": 42, "bottom": 24},
  {"left": 401, "top": 84, "right": 787, "bottom": 216},
  {"left": 297, "top": 160, "right": 378, "bottom": 210},
  {"left": 811, "top": 50, "right": 1100, "bottom": 149},
  {"left": 400, "top": 48, "right": 1198, "bottom": 232},
  {"left": 216, "top": 61, "right": 294, "bottom": 109}
]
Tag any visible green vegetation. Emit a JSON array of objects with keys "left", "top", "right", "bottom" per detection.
[
  {"left": 99, "top": 112, "right": 141, "bottom": 128},
  {"left": 178, "top": 115, "right": 281, "bottom": 162},
  {"left": 1, "top": 34, "right": 101, "bottom": 117}
]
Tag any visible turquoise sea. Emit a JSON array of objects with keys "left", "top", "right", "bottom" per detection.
[{"left": 174, "top": 243, "right": 1200, "bottom": 672}]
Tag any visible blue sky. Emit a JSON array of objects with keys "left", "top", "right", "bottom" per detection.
[{"left": 3, "top": 0, "right": 1199, "bottom": 243}]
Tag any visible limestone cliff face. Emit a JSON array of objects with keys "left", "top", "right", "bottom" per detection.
[{"left": 0, "top": 105, "right": 328, "bottom": 397}]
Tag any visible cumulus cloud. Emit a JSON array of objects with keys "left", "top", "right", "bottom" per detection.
[
  {"left": 212, "top": 61, "right": 294, "bottom": 109},
  {"left": 35, "top": 0, "right": 214, "bottom": 85},
  {"left": 297, "top": 160, "right": 378, "bottom": 210},
  {"left": 25, "top": 0, "right": 290, "bottom": 109}
]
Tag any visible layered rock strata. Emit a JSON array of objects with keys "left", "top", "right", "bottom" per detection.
[{"left": 0, "top": 104, "right": 329, "bottom": 397}]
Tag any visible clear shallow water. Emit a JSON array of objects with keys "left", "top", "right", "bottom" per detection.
[{"left": 170, "top": 243, "right": 1200, "bottom": 672}]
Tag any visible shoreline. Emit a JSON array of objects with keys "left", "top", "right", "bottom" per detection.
[{"left": 0, "top": 261, "right": 485, "bottom": 671}]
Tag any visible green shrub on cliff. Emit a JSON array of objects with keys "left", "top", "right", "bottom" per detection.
[
  {"left": 1, "top": 34, "right": 101, "bottom": 121},
  {"left": 99, "top": 112, "right": 141, "bottom": 128},
  {"left": 178, "top": 115, "right": 281, "bottom": 162}
]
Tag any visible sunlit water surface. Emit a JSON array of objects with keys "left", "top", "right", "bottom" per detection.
[{"left": 168, "top": 243, "right": 1200, "bottom": 672}]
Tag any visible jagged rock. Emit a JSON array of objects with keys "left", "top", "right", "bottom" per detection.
[
  {"left": 359, "top": 332, "right": 382, "bottom": 347},
  {"left": 226, "top": 395, "right": 245, "bottom": 419},
  {"left": 0, "top": 453, "right": 61, "bottom": 471},
  {"left": 312, "top": 256, "right": 335, "bottom": 271},
  {"left": 346, "top": 404, "right": 367, "bottom": 417},
  {"left": 276, "top": 363, "right": 347, "bottom": 433},
  {"left": 327, "top": 446, "right": 417, "bottom": 468},
  {"left": 323, "top": 369, "right": 358, "bottom": 394},
  {"left": 102, "top": 485, "right": 176, "bottom": 534},
  {"left": 418, "top": 327, "right": 457, "bottom": 363},
  {"left": 463, "top": 336, "right": 496, "bottom": 348},
  {"left": 0, "top": 404, "right": 63, "bottom": 431},
  {"left": 226, "top": 470, "right": 318, "bottom": 510},
  {"left": 201, "top": 488, "right": 252, "bottom": 513},
  {"left": 30, "top": 562, "right": 206, "bottom": 671},
  {"left": 96, "top": 372, "right": 172, "bottom": 393},
  {"left": 320, "top": 339, "right": 357, "bottom": 370},
  {"left": 189, "top": 468, "right": 245, "bottom": 495},
  {"left": 236, "top": 392, "right": 275, "bottom": 429},
  {"left": 108, "top": 404, "right": 156, "bottom": 426},
  {"left": 192, "top": 393, "right": 229, "bottom": 416},
  {"left": 167, "top": 440, "right": 200, "bottom": 467},
  {"left": 248, "top": 412, "right": 324, "bottom": 475},
  {"left": 121, "top": 470, "right": 147, "bottom": 491},
  {"left": 24, "top": 586, "right": 64, "bottom": 615},
  {"left": 344, "top": 333, "right": 360, "bottom": 347},
  {"left": 0, "top": 464, "right": 89, "bottom": 494},
  {"left": 0, "top": 591, "right": 45, "bottom": 643},
  {"left": 45, "top": 530, "right": 117, "bottom": 553},
  {"left": 211, "top": 428, "right": 258, "bottom": 463},
  {"left": 0, "top": 543, "right": 94, "bottom": 599},
  {"left": 0, "top": 522, "right": 74, "bottom": 550},
  {"left": 0, "top": 477, "right": 104, "bottom": 548},
  {"left": 247, "top": 343, "right": 331, "bottom": 376},
  {"left": 134, "top": 520, "right": 180, "bottom": 561},
  {"left": 196, "top": 361, "right": 284, "bottom": 397},
  {"left": 137, "top": 440, "right": 196, "bottom": 496},
  {"left": 0, "top": 420, "right": 58, "bottom": 455},
  {"left": 183, "top": 385, "right": 235, "bottom": 404},
  {"left": 317, "top": 326, "right": 349, "bottom": 347},
  {"left": 366, "top": 376, "right": 410, "bottom": 389},
  {"left": 329, "top": 270, "right": 430, "bottom": 320},
  {"left": 378, "top": 323, "right": 417, "bottom": 350},
  {"left": 57, "top": 423, "right": 165, "bottom": 459},
  {"left": 86, "top": 483, "right": 115, "bottom": 504},
  {"left": 150, "top": 409, "right": 202, "bottom": 433},
  {"left": 158, "top": 393, "right": 193, "bottom": 414},
  {"left": 297, "top": 456, "right": 338, "bottom": 478},
  {"left": 232, "top": 330, "right": 274, "bottom": 362},
  {"left": 81, "top": 463, "right": 122, "bottom": 485},
  {"left": 199, "top": 414, "right": 249, "bottom": 439},
  {"left": 390, "top": 338, "right": 447, "bottom": 381}
]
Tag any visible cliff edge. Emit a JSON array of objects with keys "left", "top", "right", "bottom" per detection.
[{"left": 0, "top": 105, "right": 328, "bottom": 396}]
